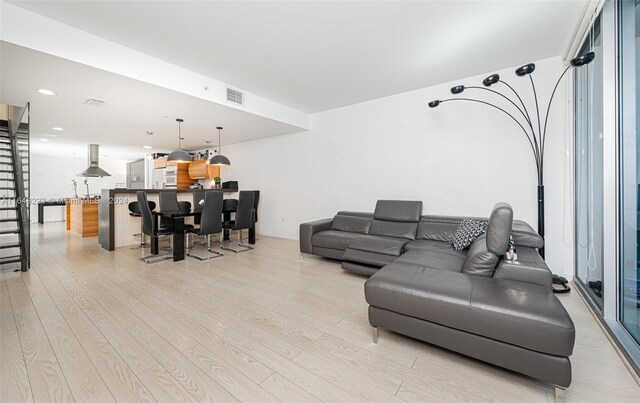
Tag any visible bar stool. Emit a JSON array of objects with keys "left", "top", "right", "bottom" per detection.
[{"left": 128, "top": 200, "right": 156, "bottom": 249}]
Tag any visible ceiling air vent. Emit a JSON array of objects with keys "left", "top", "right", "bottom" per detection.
[
  {"left": 83, "top": 98, "right": 105, "bottom": 107},
  {"left": 226, "top": 87, "right": 243, "bottom": 105}
]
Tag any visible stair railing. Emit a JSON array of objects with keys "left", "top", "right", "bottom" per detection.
[{"left": 7, "top": 103, "right": 30, "bottom": 271}]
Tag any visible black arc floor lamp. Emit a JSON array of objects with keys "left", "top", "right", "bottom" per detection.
[{"left": 429, "top": 52, "right": 595, "bottom": 258}]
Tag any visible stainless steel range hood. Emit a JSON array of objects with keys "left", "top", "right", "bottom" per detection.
[{"left": 78, "top": 144, "right": 111, "bottom": 177}]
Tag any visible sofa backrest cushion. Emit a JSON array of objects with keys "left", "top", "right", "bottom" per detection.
[
  {"left": 373, "top": 200, "right": 423, "bottom": 222},
  {"left": 331, "top": 215, "right": 372, "bottom": 234},
  {"left": 486, "top": 202, "right": 513, "bottom": 255},
  {"left": 369, "top": 200, "right": 422, "bottom": 240},
  {"left": 369, "top": 221, "right": 419, "bottom": 240},
  {"left": 461, "top": 234, "right": 499, "bottom": 277},
  {"left": 416, "top": 217, "right": 459, "bottom": 242},
  {"left": 337, "top": 211, "right": 374, "bottom": 219}
]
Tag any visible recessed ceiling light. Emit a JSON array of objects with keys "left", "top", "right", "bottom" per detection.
[
  {"left": 52, "top": 127, "right": 64, "bottom": 131},
  {"left": 142, "top": 145, "right": 152, "bottom": 149},
  {"left": 40, "top": 138, "right": 49, "bottom": 142},
  {"left": 37, "top": 89, "right": 57, "bottom": 96}
]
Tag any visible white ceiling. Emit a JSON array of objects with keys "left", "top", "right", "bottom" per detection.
[
  {"left": 8, "top": 0, "right": 588, "bottom": 113},
  {"left": 0, "top": 42, "right": 303, "bottom": 161}
]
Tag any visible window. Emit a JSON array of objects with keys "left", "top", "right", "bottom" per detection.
[
  {"left": 575, "top": 16, "right": 604, "bottom": 308},
  {"left": 619, "top": 0, "right": 640, "bottom": 344}
]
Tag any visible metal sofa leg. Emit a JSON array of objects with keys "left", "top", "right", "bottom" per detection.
[
  {"left": 554, "top": 386, "right": 566, "bottom": 403},
  {"left": 373, "top": 327, "right": 378, "bottom": 343},
  {"left": 300, "top": 253, "right": 304, "bottom": 260}
]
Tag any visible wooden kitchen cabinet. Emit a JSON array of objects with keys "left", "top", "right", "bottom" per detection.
[
  {"left": 188, "top": 160, "right": 220, "bottom": 180},
  {"left": 66, "top": 198, "right": 99, "bottom": 237},
  {"left": 154, "top": 156, "right": 168, "bottom": 168},
  {"left": 207, "top": 164, "right": 220, "bottom": 179},
  {"left": 176, "top": 163, "right": 191, "bottom": 189}
]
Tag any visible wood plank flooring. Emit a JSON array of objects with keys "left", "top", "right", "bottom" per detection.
[{"left": 1, "top": 222, "right": 639, "bottom": 402}]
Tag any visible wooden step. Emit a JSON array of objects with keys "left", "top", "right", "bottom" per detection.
[{"left": 0, "top": 242, "right": 21, "bottom": 249}]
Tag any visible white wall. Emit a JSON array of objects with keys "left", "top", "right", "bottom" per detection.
[
  {"left": 216, "top": 55, "right": 575, "bottom": 278},
  {"left": 29, "top": 153, "right": 127, "bottom": 222}
]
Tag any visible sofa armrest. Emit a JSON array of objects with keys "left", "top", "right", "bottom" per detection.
[
  {"left": 493, "top": 247, "right": 552, "bottom": 288},
  {"left": 512, "top": 220, "right": 544, "bottom": 249},
  {"left": 299, "top": 218, "right": 333, "bottom": 253}
]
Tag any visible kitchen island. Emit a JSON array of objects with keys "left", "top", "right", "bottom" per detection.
[
  {"left": 66, "top": 197, "right": 99, "bottom": 237},
  {"left": 98, "top": 188, "right": 239, "bottom": 251}
]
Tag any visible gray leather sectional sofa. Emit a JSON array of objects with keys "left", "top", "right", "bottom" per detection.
[{"left": 300, "top": 200, "right": 575, "bottom": 400}]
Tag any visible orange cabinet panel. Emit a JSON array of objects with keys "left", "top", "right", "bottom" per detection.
[
  {"left": 207, "top": 164, "right": 220, "bottom": 179},
  {"left": 188, "top": 160, "right": 208, "bottom": 179}
]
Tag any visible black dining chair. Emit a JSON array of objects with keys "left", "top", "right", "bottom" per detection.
[
  {"left": 137, "top": 191, "right": 173, "bottom": 264},
  {"left": 221, "top": 191, "right": 255, "bottom": 253},
  {"left": 249, "top": 190, "right": 260, "bottom": 241},
  {"left": 222, "top": 198, "right": 238, "bottom": 213},
  {"left": 249, "top": 190, "right": 260, "bottom": 224},
  {"left": 128, "top": 200, "right": 157, "bottom": 249},
  {"left": 159, "top": 192, "right": 194, "bottom": 250},
  {"left": 193, "top": 191, "right": 205, "bottom": 213},
  {"left": 159, "top": 191, "right": 180, "bottom": 230},
  {"left": 186, "top": 191, "right": 224, "bottom": 260}
]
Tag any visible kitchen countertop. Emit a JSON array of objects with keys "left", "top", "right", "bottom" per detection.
[{"left": 107, "top": 188, "right": 238, "bottom": 193}]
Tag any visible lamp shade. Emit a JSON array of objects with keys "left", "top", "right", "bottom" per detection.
[
  {"left": 570, "top": 51, "right": 595, "bottom": 67},
  {"left": 428, "top": 100, "right": 441, "bottom": 108},
  {"left": 209, "top": 126, "right": 231, "bottom": 166},
  {"left": 210, "top": 154, "right": 231, "bottom": 166},
  {"left": 482, "top": 74, "right": 500, "bottom": 86},
  {"left": 450, "top": 85, "right": 465, "bottom": 94},
  {"left": 168, "top": 118, "right": 190, "bottom": 162},
  {"left": 515, "top": 63, "right": 536, "bottom": 76},
  {"left": 167, "top": 149, "right": 191, "bottom": 162}
]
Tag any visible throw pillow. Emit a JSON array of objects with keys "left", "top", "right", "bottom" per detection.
[{"left": 450, "top": 218, "right": 488, "bottom": 252}]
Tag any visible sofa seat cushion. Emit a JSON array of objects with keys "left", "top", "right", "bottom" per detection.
[
  {"left": 365, "top": 264, "right": 575, "bottom": 356},
  {"left": 348, "top": 235, "right": 410, "bottom": 256},
  {"left": 311, "top": 230, "right": 369, "bottom": 251},
  {"left": 393, "top": 249, "right": 464, "bottom": 273}
]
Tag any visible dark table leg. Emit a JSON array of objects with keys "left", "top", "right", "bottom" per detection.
[
  {"left": 38, "top": 204, "right": 44, "bottom": 224},
  {"left": 172, "top": 217, "right": 185, "bottom": 262},
  {"left": 151, "top": 214, "right": 159, "bottom": 255},
  {"left": 249, "top": 226, "right": 256, "bottom": 244},
  {"left": 223, "top": 211, "right": 231, "bottom": 240}
]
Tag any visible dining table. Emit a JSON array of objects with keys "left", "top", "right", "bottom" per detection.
[{"left": 150, "top": 206, "right": 256, "bottom": 262}]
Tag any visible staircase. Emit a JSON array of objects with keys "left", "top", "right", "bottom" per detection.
[{"left": 0, "top": 103, "right": 30, "bottom": 272}]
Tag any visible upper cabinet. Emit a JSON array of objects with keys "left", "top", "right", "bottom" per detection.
[{"left": 188, "top": 160, "right": 220, "bottom": 180}]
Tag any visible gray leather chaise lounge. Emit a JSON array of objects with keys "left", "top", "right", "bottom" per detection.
[{"left": 300, "top": 201, "right": 574, "bottom": 401}]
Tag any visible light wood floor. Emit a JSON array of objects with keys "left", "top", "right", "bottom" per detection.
[{"left": 1, "top": 222, "right": 639, "bottom": 402}]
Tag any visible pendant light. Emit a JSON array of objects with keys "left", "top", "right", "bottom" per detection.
[
  {"left": 210, "top": 126, "right": 231, "bottom": 166},
  {"left": 167, "top": 118, "right": 191, "bottom": 162}
]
